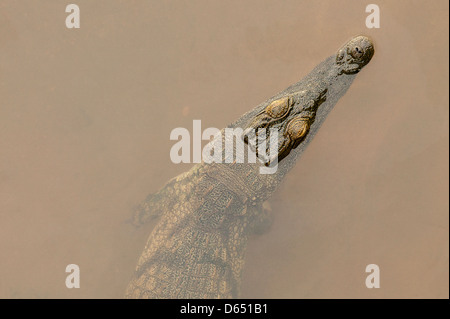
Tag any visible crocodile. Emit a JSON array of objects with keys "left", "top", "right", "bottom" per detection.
[{"left": 125, "top": 35, "right": 375, "bottom": 298}]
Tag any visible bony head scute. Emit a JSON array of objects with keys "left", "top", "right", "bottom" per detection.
[{"left": 336, "top": 35, "right": 374, "bottom": 74}]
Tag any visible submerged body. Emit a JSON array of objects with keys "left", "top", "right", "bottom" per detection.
[{"left": 125, "top": 36, "right": 374, "bottom": 298}]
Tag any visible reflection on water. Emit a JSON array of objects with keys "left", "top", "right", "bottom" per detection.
[{"left": 0, "top": 0, "right": 448, "bottom": 298}]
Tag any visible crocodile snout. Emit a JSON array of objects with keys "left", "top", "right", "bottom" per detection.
[{"left": 336, "top": 35, "right": 374, "bottom": 74}]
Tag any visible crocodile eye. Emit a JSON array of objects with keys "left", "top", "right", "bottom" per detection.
[
  {"left": 351, "top": 46, "right": 364, "bottom": 59},
  {"left": 265, "top": 97, "right": 291, "bottom": 119},
  {"left": 286, "top": 117, "right": 310, "bottom": 140}
]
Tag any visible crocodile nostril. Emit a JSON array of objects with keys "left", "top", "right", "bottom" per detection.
[{"left": 351, "top": 46, "right": 364, "bottom": 59}]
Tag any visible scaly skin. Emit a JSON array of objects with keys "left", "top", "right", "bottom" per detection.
[{"left": 125, "top": 36, "right": 374, "bottom": 299}]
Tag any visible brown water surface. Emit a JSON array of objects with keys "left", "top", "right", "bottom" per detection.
[{"left": 0, "top": 0, "right": 448, "bottom": 298}]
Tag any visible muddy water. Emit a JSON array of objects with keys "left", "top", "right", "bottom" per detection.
[{"left": 0, "top": 0, "right": 448, "bottom": 298}]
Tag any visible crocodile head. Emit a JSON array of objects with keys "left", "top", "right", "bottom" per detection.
[
  {"left": 243, "top": 89, "right": 327, "bottom": 166},
  {"left": 242, "top": 36, "right": 374, "bottom": 167},
  {"left": 336, "top": 35, "right": 374, "bottom": 74}
]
